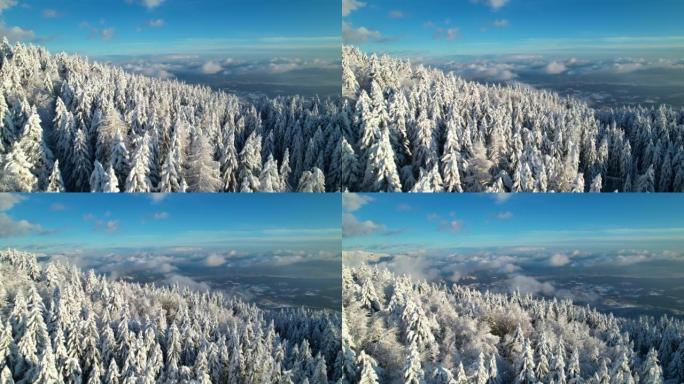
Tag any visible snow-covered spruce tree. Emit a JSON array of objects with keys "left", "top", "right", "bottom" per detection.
[
  {"left": 342, "top": 45, "right": 684, "bottom": 192},
  {"left": 344, "top": 266, "right": 675, "bottom": 384},
  {"left": 0, "top": 249, "right": 342, "bottom": 382},
  {"left": 0, "top": 41, "right": 339, "bottom": 192}
]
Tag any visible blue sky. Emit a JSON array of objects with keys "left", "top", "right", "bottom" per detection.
[
  {"left": 1, "top": 0, "right": 339, "bottom": 58},
  {"left": 0, "top": 193, "right": 341, "bottom": 253},
  {"left": 343, "top": 193, "right": 684, "bottom": 252},
  {"left": 342, "top": 0, "right": 684, "bottom": 58}
]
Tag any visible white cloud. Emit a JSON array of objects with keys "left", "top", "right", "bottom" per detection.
[
  {"left": 507, "top": 274, "right": 555, "bottom": 295},
  {"left": 0, "top": 0, "right": 16, "bottom": 13},
  {"left": 493, "top": 19, "right": 509, "bottom": 28},
  {"left": 153, "top": 211, "right": 169, "bottom": 220},
  {"left": 544, "top": 61, "right": 567, "bottom": 74},
  {"left": 200, "top": 60, "right": 223, "bottom": 74},
  {"left": 0, "top": 22, "right": 35, "bottom": 43},
  {"left": 164, "top": 274, "right": 210, "bottom": 291},
  {"left": 493, "top": 193, "right": 512, "bottom": 204},
  {"left": 342, "top": 213, "right": 386, "bottom": 237},
  {"left": 147, "top": 18, "right": 164, "bottom": 27},
  {"left": 122, "top": 62, "right": 175, "bottom": 79},
  {"left": 80, "top": 22, "right": 115, "bottom": 41},
  {"left": 548, "top": 253, "right": 570, "bottom": 266},
  {"left": 148, "top": 193, "right": 168, "bottom": 203},
  {"left": 0, "top": 213, "right": 45, "bottom": 238},
  {"left": 204, "top": 254, "right": 226, "bottom": 267},
  {"left": 0, "top": 194, "right": 24, "bottom": 211},
  {"left": 425, "top": 22, "right": 460, "bottom": 41},
  {"left": 459, "top": 61, "right": 517, "bottom": 81},
  {"left": 342, "top": 193, "right": 373, "bottom": 212},
  {"left": 396, "top": 203, "right": 412, "bottom": 212},
  {"left": 342, "top": 0, "right": 365, "bottom": 17},
  {"left": 100, "top": 28, "right": 115, "bottom": 41},
  {"left": 126, "top": 0, "right": 165, "bottom": 9},
  {"left": 343, "top": 250, "right": 387, "bottom": 267},
  {"left": 472, "top": 0, "right": 510, "bottom": 10},
  {"left": 50, "top": 203, "right": 67, "bottom": 211},
  {"left": 389, "top": 10, "right": 404, "bottom": 18},
  {"left": 496, "top": 211, "right": 513, "bottom": 220},
  {"left": 342, "top": 21, "right": 381, "bottom": 45},
  {"left": 439, "top": 220, "right": 464, "bottom": 233},
  {"left": 434, "top": 27, "right": 459, "bottom": 41},
  {"left": 42, "top": 9, "right": 60, "bottom": 18},
  {"left": 105, "top": 220, "right": 119, "bottom": 233}
]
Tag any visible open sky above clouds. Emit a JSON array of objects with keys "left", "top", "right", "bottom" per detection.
[
  {"left": 343, "top": 193, "right": 684, "bottom": 316},
  {"left": 343, "top": 0, "right": 684, "bottom": 106},
  {"left": 1, "top": 0, "right": 340, "bottom": 97},
  {"left": 0, "top": 193, "right": 342, "bottom": 309}
]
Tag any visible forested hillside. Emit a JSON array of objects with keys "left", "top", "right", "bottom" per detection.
[
  {"left": 0, "top": 249, "right": 342, "bottom": 383},
  {"left": 0, "top": 39, "right": 344, "bottom": 192},
  {"left": 342, "top": 46, "right": 684, "bottom": 192},
  {"left": 343, "top": 266, "right": 684, "bottom": 383}
]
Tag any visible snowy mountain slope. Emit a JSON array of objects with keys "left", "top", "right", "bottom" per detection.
[
  {"left": 342, "top": 266, "right": 684, "bottom": 384},
  {"left": 342, "top": 46, "right": 684, "bottom": 192},
  {"left": 0, "top": 249, "right": 342, "bottom": 383},
  {"left": 0, "top": 39, "right": 345, "bottom": 192}
]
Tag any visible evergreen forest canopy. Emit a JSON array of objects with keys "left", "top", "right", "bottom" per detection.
[
  {"left": 0, "top": 249, "right": 342, "bottom": 383},
  {"left": 0, "top": 39, "right": 345, "bottom": 193},
  {"left": 342, "top": 46, "right": 684, "bottom": 192},
  {"left": 343, "top": 266, "right": 684, "bottom": 384}
]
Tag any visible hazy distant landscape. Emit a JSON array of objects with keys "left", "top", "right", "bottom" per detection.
[{"left": 74, "top": 248, "right": 343, "bottom": 310}]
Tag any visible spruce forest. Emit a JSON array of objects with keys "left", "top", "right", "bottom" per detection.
[
  {"left": 342, "top": 46, "right": 684, "bottom": 192},
  {"left": 343, "top": 266, "right": 683, "bottom": 384},
  {"left": 0, "top": 39, "right": 343, "bottom": 193},
  {"left": 0, "top": 249, "right": 342, "bottom": 383}
]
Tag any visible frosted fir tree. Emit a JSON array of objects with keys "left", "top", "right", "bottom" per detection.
[
  {"left": 515, "top": 338, "right": 537, "bottom": 384},
  {"left": 455, "top": 362, "right": 468, "bottom": 384},
  {"left": 259, "top": 154, "right": 281, "bottom": 192},
  {"left": 331, "top": 136, "right": 359, "bottom": 192},
  {"left": 403, "top": 342, "right": 425, "bottom": 384},
  {"left": 635, "top": 165, "right": 655, "bottom": 192},
  {"left": 611, "top": 352, "right": 635, "bottom": 384},
  {"left": 18, "top": 106, "right": 53, "bottom": 188},
  {"left": 109, "top": 127, "right": 130, "bottom": 189},
  {"left": 552, "top": 338, "right": 567, "bottom": 384},
  {"left": 357, "top": 350, "right": 380, "bottom": 384},
  {"left": 46, "top": 159, "right": 65, "bottom": 192},
  {"left": 185, "top": 129, "right": 221, "bottom": 192},
  {"left": 433, "top": 365, "right": 457, "bottom": 384},
  {"left": 535, "top": 332, "right": 552, "bottom": 381},
  {"left": 125, "top": 137, "right": 152, "bottom": 192},
  {"left": 595, "top": 359, "right": 611, "bottom": 384},
  {"left": 589, "top": 174, "right": 603, "bottom": 192},
  {"left": 89, "top": 160, "right": 107, "bottom": 192},
  {"left": 362, "top": 126, "right": 401, "bottom": 192},
  {"left": 158, "top": 146, "right": 183, "bottom": 193},
  {"left": 489, "top": 351, "right": 499, "bottom": 384},
  {"left": 641, "top": 348, "right": 663, "bottom": 384},
  {"left": 0, "top": 141, "right": 38, "bottom": 191},
  {"left": 31, "top": 347, "right": 61, "bottom": 384},
  {"left": 68, "top": 128, "right": 92, "bottom": 192},
  {"left": 297, "top": 168, "right": 326, "bottom": 192},
  {"left": 102, "top": 164, "right": 120, "bottom": 192},
  {"left": 0, "top": 366, "right": 14, "bottom": 384},
  {"left": 279, "top": 148, "right": 292, "bottom": 192},
  {"left": 238, "top": 131, "right": 263, "bottom": 192},
  {"left": 411, "top": 165, "right": 444, "bottom": 192},
  {"left": 475, "top": 351, "right": 489, "bottom": 384},
  {"left": 412, "top": 110, "right": 438, "bottom": 172},
  {"left": 218, "top": 130, "right": 239, "bottom": 192}
]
